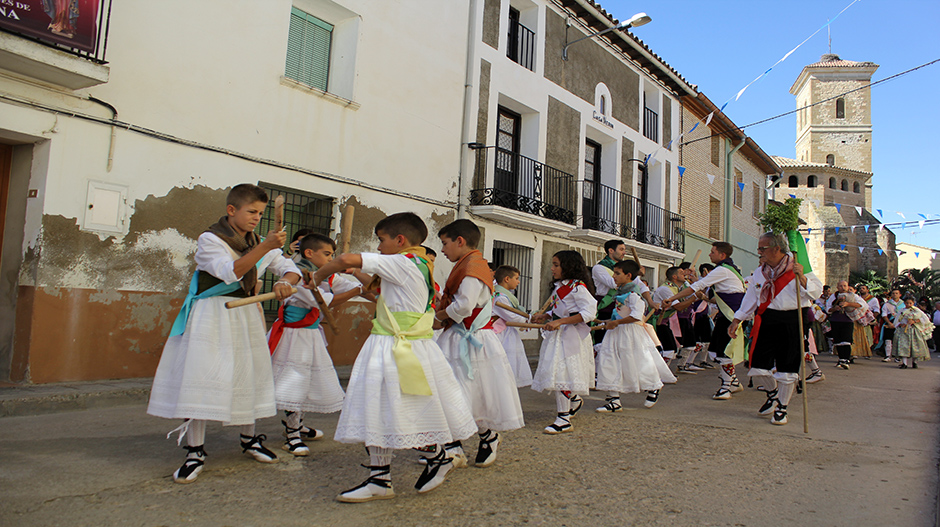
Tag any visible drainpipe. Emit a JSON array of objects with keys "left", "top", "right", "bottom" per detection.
[
  {"left": 88, "top": 96, "right": 117, "bottom": 172},
  {"left": 724, "top": 138, "right": 745, "bottom": 243},
  {"left": 456, "top": 0, "right": 479, "bottom": 220}
]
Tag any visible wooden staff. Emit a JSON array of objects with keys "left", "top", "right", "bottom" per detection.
[
  {"left": 631, "top": 247, "right": 642, "bottom": 265},
  {"left": 302, "top": 270, "right": 338, "bottom": 335},
  {"left": 225, "top": 289, "right": 297, "bottom": 309},
  {"left": 273, "top": 195, "right": 285, "bottom": 232},
  {"left": 794, "top": 266, "right": 809, "bottom": 434},
  {"left": 533, "top": 296, "right": 553, "bottom": 316},
  {"left": 690, "top": 249, "right": 702, "bottom": 268},
  {"left": 506, "top": 321, "right": 545, "bottom": 329},
  {"left": 495, "top": 301, "right": 529, "bottom": 318},
  {"left": 341, "top": 204, "right": 354, "bottom": 254}
]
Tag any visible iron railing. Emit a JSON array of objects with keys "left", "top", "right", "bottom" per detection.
[
  {"left": 0, "top": 0, "right": 112, "bottom": 63},
  {"left": 643, "top": 107, "right": 658, "bottom": 143},
  {"left": 470, "top": 146, "right": 576, "bottom": 225},
  {"left": 580, "top": 181, "right": 685, "bottom": 252},
  {"left": 507, "top": 19, "right": 535, "bottom": 71}
]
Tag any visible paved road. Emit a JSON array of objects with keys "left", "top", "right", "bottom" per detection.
[{"left": 1, "top": 353, "right": 938, "bottom": 527}]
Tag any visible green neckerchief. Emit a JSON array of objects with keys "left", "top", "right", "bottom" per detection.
[
  {"left": 598, "top": 279, "right": 638, "bottom": 310},
  {"left": 598, "top": 255, "right": 618, "bottom": 269},
  {"left": 494, "top": 284, "right": 520, "bottom": 310},
  {"left": 296, "top": 258, "right": 316, "bottom": 274}
]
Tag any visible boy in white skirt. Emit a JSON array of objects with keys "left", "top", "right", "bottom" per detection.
[
  {"left": 434, "top": 220, "right": 525, "bottom": 468},
  {"left": 311, "top": 212, "right": 477, "bottom": 502},
  {"left": 269, "top": 234, "right": 364, "bottom": 456},
  {"left": 596, "top": 260, "right": 668, "bottom": 411},
  {"left": 492, "top": 265, "right": 534, "bottom": 387},
  {"left": 147, "top": 184, "right": 301, "bottom": 484}
]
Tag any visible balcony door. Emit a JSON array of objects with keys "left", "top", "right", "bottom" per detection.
[
  {"left": 582, "top": 140, "right": 601, "bottom": 230},
  {"left": 495, "top": 107, "right": 521, "bottom": 198}
]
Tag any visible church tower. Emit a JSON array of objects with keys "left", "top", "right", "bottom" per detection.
[{"left": 790, "top": 54, "right": 878, "bottom": 208}]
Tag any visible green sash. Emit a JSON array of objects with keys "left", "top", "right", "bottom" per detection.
[{"left": 371, "top": 296, "right": 434, "bottom": 396}]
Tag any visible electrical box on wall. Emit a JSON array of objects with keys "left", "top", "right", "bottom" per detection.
[{"left": 82, "top": 180, "right": 128, "bottom": 235}]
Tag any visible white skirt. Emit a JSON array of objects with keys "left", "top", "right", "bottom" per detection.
[
  {"left": 335, "top": 335, "right": 478, "bottom": 449},
  {"left": 148, "top": 297, "right": 276, "bottom": 426},
  {"left": 650, "top": 347, "right": 678, "bottom": 384},
  {"left": 498, "top": 327, "right": 533, "bottom": 387},
  {"left": 596, "top": 324, "right": 664, "bottom": 393},
  {"left": 270, "top": 327, "right": 345, "bottom": 413},
  {"left": 531, "top": 324, "right": 595, "bottom": 395},
  {"left": 436, "top": 327, "right": 525, "bottom": 432}
]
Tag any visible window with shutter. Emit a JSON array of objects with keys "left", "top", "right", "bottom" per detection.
[{"left": 286, "top": 8, "right": 332, "bottom": 92}]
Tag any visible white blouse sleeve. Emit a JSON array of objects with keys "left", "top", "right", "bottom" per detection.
[
  {"left": 493, "top": 292, "right": 528, "bottom": 323},
  {"left": 445, "top": 277, "right": 489, "bottom": 323},
  {"left": 571, "top": 284, "right": 598, "bottom": 323}
]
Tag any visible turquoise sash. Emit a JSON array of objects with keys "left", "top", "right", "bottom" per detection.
[{"left": 169, "top": 271, "right": 242, "bottom": 337}]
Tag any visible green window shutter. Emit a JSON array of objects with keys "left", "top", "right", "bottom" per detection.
[{"left": 285, "top": 7, "right": 332, "bottom": 92}]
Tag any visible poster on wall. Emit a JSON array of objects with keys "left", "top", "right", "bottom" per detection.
[{"left": 0, "top": 0, "right": 101, "bottom": 53}]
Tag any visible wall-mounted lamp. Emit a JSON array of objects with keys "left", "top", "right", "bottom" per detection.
[{"left": 563, "top": 12, "right": 651, "bottom": 61}]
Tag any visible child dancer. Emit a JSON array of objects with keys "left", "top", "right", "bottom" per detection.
[
  {"left": 269, "top": 234, "right": 362, "bottom": 455},
  {"left": 531, "top": 251, "right": 597, "bottom": 434},
  {"left": 311, "top": 212, "right": 477, "bottom": 502},
  {"left": 148, "top": 184, "right": 301, "bottom": 484},
  {"left": 691, "top": 263, "right": 716, "bottom": 370},
  {"left": 492, "top": 265, "right": 534, "bottom": 387},
  {"left": 652, "top": 267, "right": 696, "bottom": 373},
  {"left": 434, "top": 220, "right": 524, "bottom": 468},
  {"left": 895, "top": 294, "right": 932, "bottom": 369},
  {"left": 595, "top": 260, "right": 666, "bottom": 411}
]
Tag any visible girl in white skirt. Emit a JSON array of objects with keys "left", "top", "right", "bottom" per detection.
[
  {"left": 310, "top": 213, "right": 477, "bottom": 503},
  {"left": 147, "top": 184, "right": 301, "bottom": 484},
  {"left": 269, "top": 234, "right": 363, "bottom": 456},
  {"left": 531, "top": 250, "right": 597, "bottom": 434},
  {"left": 493, "top": 265, "right": 534, "bottom": 387},
  {"left": 434, "top": 220, "right": 525, "bottom": 469},
  {"left": 595, "top": 260, "right": 666, "bottom": 411}
]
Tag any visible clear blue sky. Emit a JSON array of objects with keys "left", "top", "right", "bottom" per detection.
[{"left": 603, "top": 0, "right": 940, "bottom": 251}]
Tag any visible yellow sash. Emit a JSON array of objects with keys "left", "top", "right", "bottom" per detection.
[
  {"left": 715, "top": 295, "right": 747, "bottom": 364},
  {"left": 371, "top": 295, "right": 433, "bottom": 396}
]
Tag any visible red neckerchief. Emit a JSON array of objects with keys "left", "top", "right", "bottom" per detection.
[{"left": 748, "top": 269, "right": 796, "bottom": 357}]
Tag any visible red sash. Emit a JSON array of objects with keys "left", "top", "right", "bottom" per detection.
[
  {"left": 268, "top": 304, "right": 321, "bottom": 355},
  {"left": 748, "top": 270, "right": 795, "bottom": 357},
  {"left": 462, "top": 306, "right": 496, "bottom": 330}
]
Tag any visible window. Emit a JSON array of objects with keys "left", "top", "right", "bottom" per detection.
[
  {"left": 733, "top": 168, "right": 743, "bottom": 208},
  {"left": 788, "top": 175, "right": 799, "bottom": 188},
  {"left": 257, "top": 182, "right": 334, "bottom": 316},
  {"left": 710, "top": 134, "right": 720, "bottom": 167},
  {"left": 491, "top": 241, "right": 534, "bottom": 310},
  {"left": 599, "top": 95, "right": 606, "bottom": 116},
  {"left": 507, "top": 7, "right": 535, "bottom": 71},
  {"left": 807, "top": 175, "right": 817, "bottom": 187},
  {"left": 582, "top": 140, "right": 602, "bottom": 229},
  {"left": 826, "top": 154, "right": 835, "bottom": 166},
  {"left": 709, "top": 197, "right": 721, "bottom": 239},
  {"left": 286, "top": 8, "right": 332, "bottom": 92},
  {"left": 836, "top": 98, "right": 845, "bottom": 119},
  {"left": 643, "top": 93, "right": 658, "bottom": 143},
  {"left": 841, "top": 179, "right": 849, "bottom": 191},
  {"left": 829, "top": 177, "right": 837, "bottom": 189},
  {"left": 853, "top": 181, "right": 861, "bottom": 193},
  {"left": 752, "top": 183, "right": 762, "bottom": 218}
]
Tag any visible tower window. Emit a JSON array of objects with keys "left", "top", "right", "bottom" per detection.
[
  {"left": 853, "top": 181, "right": 860, "bottom": 193},
  {"left": 829, "top": 177, "right": 837, "bottom": 189},
  {"left": 788, "top": 175, "right": 799, "bottom": 188},
  {"left": 841, "top": 179, "right": 849, "bottom": 191},
  {"left": 836, "top": 98, "right": 845, "bottom": 119},
  {"left": 826, "top": 154, "right": 835, "bottom": 166},
  {"left": 807, "top": 175, "right": 817, "bottom": 187}
]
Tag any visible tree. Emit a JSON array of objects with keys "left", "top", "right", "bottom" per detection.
[
  {"left": 850, "top": 269, "right": 889, "bottom": 296},
  {"left": 891, "top": 268, "right": 940, "bottom": 300}
]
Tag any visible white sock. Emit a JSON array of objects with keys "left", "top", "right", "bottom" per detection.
[
  {"left": 775, "top": 378, "right": 797, "bottom": 406},
  {"left": 885, "top": 340, "right": 893, "bottom": 358},
  {"left": 748, "top": 368, "right": 777, "bottom": 392},
  {"left": 555, "top": 391, "right": 571, "bottom": 413},
  {"left": 369, "top": 446, "right": 394, "bottom": 468},
  {"left": 186, "top": 419, "right": 206, "bottom": 447},
  {"left": 681, "top": 347, "right": 697, "bottom": 366},
  {"left": 285, "top": 411, "right": 302, "bottom": 430},
  {"left": 239, "top": 423, "right": 256, "bottom": 438}
]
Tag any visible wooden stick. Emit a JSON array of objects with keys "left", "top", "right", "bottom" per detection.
[
  {"left": 274, "top": 195, "right": 285, "bottom": 232},
  {"left": 225, "top": 289, "right": 297, "bottom": 309},
  {"left": 505, "top": 322, "right": 545, "bottom": 329},
  {"left": 341, "top": 204, "right": 355, "bottom": 254},
  {"left": 631, "top": 247, "right": 642, "bottom": 265},
  {"left": 495, "top": 301, "right": 529, "bottom": 318},
  {"left": 795, "top": 270, "right": 809, "bottom": 434},
  {"left": 533, "top": 296, "right": 553, "bottom": 316},
  {"left": 310, "top": 286, "right": 338, "bottom": 335},
  {"left": 690, "top": 249, "right": 702, "bottom": 268}
]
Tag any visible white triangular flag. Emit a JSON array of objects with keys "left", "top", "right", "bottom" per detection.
[
  {"left": 707, "top": 174, "right": 716, "bottom": 184},
  {"left": 855, "top": 206, "right": 862, "bottom": 216},
  {"left": 919, "top": 220, "right": 925, "bottom": 229},
  {"left": 897, "top": 211, "right": 906, "bottom": 219},
  {"left": 879, "top": 224, "right": 885, "bottom": 231},
  {"left": 705, "top": 112, "right": 715, "bottom": 126},
  {"left": 858, "top": 246, "right": 864, "bottom": 254},
  {"left": 850, "top": 226, "right": 856, "bottom": 232}
]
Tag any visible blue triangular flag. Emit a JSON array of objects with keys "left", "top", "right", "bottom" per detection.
[
  {"left": 677, "top": 166, "right": 686, "bottom": 177},
  {"left": 902, "top": 222, "right": 907, "bottom": 229},
  {"left": 916, "top": 252, "right": 920, "bottom": 258},
  {"left": 877, "top": 209, "right": 883, "bottom": 218},
  {"left": 820, "top": 241, "right": 825, "bottom": 247},
  {"left": 807, "top": 228, "right": 812, "bottom": 234},
  {"left": 835, "top": 204, "right": 842, "bottom": 213},
  {"left": 878, "top": 249, "right": 883, "bottom": 256},
  {"left": 720, "top": 102, "right": 728, "bottom": 112},
  {"left": 919, "top": 213, "right": 928, "bottom": 219},
  {"left": 864, "top": 225, "right": 870, "bottom": 233},
  {"left": 737, "top": 182, "right": 745, "bottom": 192},
  {"left": 840, "top": 244, "right": 846, "bottom": 250},
  {"left": 688, "top": 122, "right": 699, "bottom": 134},
  {"left": 789, "top": 194, "right": 796, "bottom": 199},
  {"left": 835, "top": 227, "right": 840, "bottom": 234}
]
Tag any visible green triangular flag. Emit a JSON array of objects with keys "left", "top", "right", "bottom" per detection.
[{"left": 786, "top": 229, "right": 812, "bottom": 274}]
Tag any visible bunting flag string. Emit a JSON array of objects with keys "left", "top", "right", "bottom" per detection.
[
  {"left": 810, "top": 239, "right": 939, "bottom": 260},
  {"left": 799, "top": 218, "right": 940, "bottom": 233}
]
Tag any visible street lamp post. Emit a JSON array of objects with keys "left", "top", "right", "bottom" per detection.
[
  {"left": 626, "top": 158, "right": 649, "bottom": 243},
  {"left": 562, "top": 12, "right": 652, "bottom": 61}
]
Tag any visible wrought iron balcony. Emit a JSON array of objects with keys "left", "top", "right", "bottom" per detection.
[
  {"left": 469, "top": 146, "right": 576, "bottom": 225},
  {"left": 507, "top": 19, "right": 535, "bottom": 71},
  {"left": 643, "top": 106, "right": 658, "bottom": 143},
  {"left": 580, "top": 181, "right": 685, "bottom": 252}
]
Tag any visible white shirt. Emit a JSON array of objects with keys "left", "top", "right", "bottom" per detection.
[
  {"left": 444, "top": 277, "right": 492, "bottom": 324},
  {"left": 882, "top": 299, "right": 901, "bottom": 320},
  {"left": 865, "top": 296, "right": 880, "bottom": 315},
  {"left": 549, "top": 280, "right": 597, "bottom": 323},
  {"left": 615, "top": 292, "right": 645, "bottom": 320},
  {"left": 592, "top": 264, "right": 616, "bottom": 297},
  {"left": 652, "top": 284, "right": 682, "bottom": 309},
  {"left": 195, "top": 232, "right": 299, "bottom": 285},
  {"left": 493, "top": 291, "right": 528, "bottom": 323},
  {"left": 690, "top": 265, "right": 745, "bottom": 295},
  {"left": 734, "top": 270, "right": 823, "bottom": 320},
  {"left": 360, "top": 253, "right": 431, "bottom": 313}
]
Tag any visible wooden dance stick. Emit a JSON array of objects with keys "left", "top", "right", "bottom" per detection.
[
  {"left": 505, "top": 321, "right": 546, "bottom": 329},
  {"left": 690, "top": 249, "right": 702, "bottom": 268},
  {"left": 495, "top": 301, "right": 529, "bottom": 318},
  {"left": 794, "top": 268, "right": 809, "bottom": 434},
  {"left": 273, "top": 195, "right": 285, "bottom": 232},
  {"left": 631, "top": 247, "right": 642, "bottom": 265},
  {"left": 340, "top": 204, "right": 355, "bottom": 254},
  {"left": 533, "top": 296, "right": 553, "bottom": 316},
  {"left": 225, "top": 289, "right": 297, "bottom": 309},
  {"left": 302, "top": 270, "right": 338, "bottom": 335}
]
